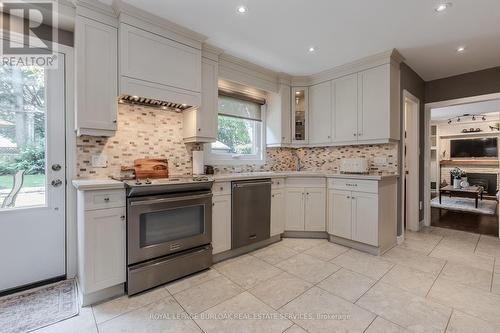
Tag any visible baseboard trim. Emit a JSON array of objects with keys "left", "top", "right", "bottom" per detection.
[
  {"left": 77, "top": 282, "right": 125, "bottom": 307},
  {"left": 283, "top": 231, "right": 329, "bottom": 239}
]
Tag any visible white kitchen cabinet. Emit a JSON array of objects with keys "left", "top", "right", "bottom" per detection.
[
  {"left": 119, "top": 23, "right": 201, "bottom": 93},
  {"left": 328, "top": 177, "right": 397, "bottom": 254},
  {"left": 212, "top": 193, "right": 231, "bottom": 254},
  {"left": 75, "top": 15, "right": 118, "bottom": 136},
  {"left": 266, "top": 83, "right": 291, "bottom": 146},
  {"left": 291, "top": 87, "right": 308, "bottom": 144},
  {"left": 76, "top": 188, "right": 126, "bottom": 306},
  {"left": 332, "top": 73, "right": 358, "bottom": 143},
  {"left": 304, "top": 188, "right": 327, "bottom": 231},
  {"left": 271, "top": 189, "right": 285, "bottom": 236},
  {"left": 285, "top": 188, "right": 305, "bottom": 231},
  {"left": 308, "top": 81, "right": 332, "bottom": 145},
  {"left": 183, "top": 57, "right": 218, "bottom": 143},
  {"left": 352, "top": 192, "right": 379, "bottom": 246},
  {"left": 285, "top": 178, "right": 326, "bottom": 232},
  {"left": 83, "top": 207, "right": 126, "bottom": 293},
  {"left": 329, "top": 189, "right": 352, "bottom": 239}
]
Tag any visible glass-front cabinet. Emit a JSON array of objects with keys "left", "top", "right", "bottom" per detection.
[{"left": 291, "top": 87, "right": 308, "bottom": 143}]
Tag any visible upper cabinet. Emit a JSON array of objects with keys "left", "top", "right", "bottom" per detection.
[
  {"left": 75, "top": 13, "right": 118, "bottom": 137},
  {"left": 292, "top": 87, "right": 308, "bottom": 144},
  {"left": 309, "top": 81, "right": 332, "bottom": 145},
  {"left": 118, "top": 23, "right": 202, "bottom": 107},
  {"left": 332, "top": 73, "right": 358, "bottom": 142},
  {"left": 266, "top": 83, "right": 291, "bottom": 147},
  {"left": 183, "top": 56, "right": 219, "bottom": 143}
]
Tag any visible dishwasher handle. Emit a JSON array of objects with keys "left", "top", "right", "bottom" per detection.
[{"left": 232, "top": 180, "right": 272, "bottom": 189}]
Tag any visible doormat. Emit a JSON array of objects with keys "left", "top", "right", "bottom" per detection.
[
  {"left": 431, "top": 196, "right": 497, "bottom": 215},
  {"left": 0, "top": 279, "right": 78, "bottom": 333}
]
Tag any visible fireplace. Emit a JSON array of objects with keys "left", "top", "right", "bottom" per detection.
[{"left": 464, "top": 173, "right": 497, "bottom": 196}]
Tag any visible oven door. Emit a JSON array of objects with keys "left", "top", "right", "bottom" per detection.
[{"left": 127, "top": 191, "right": 212, "bottom": 265}]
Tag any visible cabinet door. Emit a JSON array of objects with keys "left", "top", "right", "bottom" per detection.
[
  {"left": 271, "top": 189, "right": 285, "bottom": 236},
  {"left": 197, "top": 58, "right": 218, "bottom": 140},
  {"left": 309, "top": 81, "right": 332, "bottom": 144},
  {"left": 85, "top": 207, "right": 126, "bottom": 293},
  {"left": 332, "top": 74, "right": 358, "bottom": 142},
  {"left": 304, "top": 188, "right": 326, "bottom": 231},
  {"left": 75, "top": 16, "right": 117, "bottom": 134},
  {"left": 352, "top": 192, "right": 379, "bottom": 246},
  {"left": 285, "top": 188, "right": 305, "bottom": 231},
  {"left": 120, "top": 23, "right": 201, "bottom": 93},
  {"left": 266, "top": 84, "right": 291, "bottom": 146},
  {"left": 358, "top": 64, "right": 390, "bottom": 141},
  {"left": 291, "top": 87, "right": 308, "bottom": 144},
  {"left": 331, "top": 189, "right": 352, "bottom": 239},
  {"left": 212, "top": 195, "right": 231, "bottom": 254}
]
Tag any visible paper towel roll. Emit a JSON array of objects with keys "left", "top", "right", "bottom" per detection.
[{"left": 192, "top": 151, "right": 204, "bottom": 175}]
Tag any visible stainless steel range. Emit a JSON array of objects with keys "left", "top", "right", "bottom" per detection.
[{"left": 124, "top": 176, "right": 213, "bottom": 295}]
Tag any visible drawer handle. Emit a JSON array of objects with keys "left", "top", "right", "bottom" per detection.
[{"left": 104, "top": 197, "right": 110, "bottom": 202}]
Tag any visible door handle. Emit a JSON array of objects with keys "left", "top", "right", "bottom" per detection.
[{"left": 51, "top": 179, "right": 62, "bottom": 187}]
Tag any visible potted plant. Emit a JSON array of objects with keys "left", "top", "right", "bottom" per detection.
[{"left": 451, "top": 167, "right": 463, "bottom": 189}]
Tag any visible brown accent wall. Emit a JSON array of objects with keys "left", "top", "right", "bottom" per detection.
[
  {"left": 425, "top": 66, "right": 500, "bottom": 103},
  {"left": 400, "top": 63, "right": 426, "bottom": 233}
]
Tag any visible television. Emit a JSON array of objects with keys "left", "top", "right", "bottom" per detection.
[{"left": 450, "top": 138, "right": 498, "bottom": 158}]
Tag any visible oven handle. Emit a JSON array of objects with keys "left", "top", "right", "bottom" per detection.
[{"left": 129, "top": 192, "right": 212, "bottom": 206}]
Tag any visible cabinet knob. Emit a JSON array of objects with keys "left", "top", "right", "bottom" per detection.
[
  {"left": 347, "top": 196, "right": 350, "bottom": 199},
  {"left": 198, "top": 128, "right": 201, "bottom": 132},
  {"left": 220, "top": 187, "right": 224, "bottom": 191},
  {"left": 272, "top": 194, "right": 275, "bottom": 198},
  {"left": 104, "top": 197, "right": 110, "bottom": 202},
  {"left": 358, "top": 133, "right": 363, "bottom": 136},
  {"left": 120, "top": 215, "right": 125, "bottom": 220},
  {"left": 212, "top": 203, "right": 215, "bottom": 206},
  {"left": 353, "top": 133, "right": 357, "bottom": 136},
  {"left": 328, "top": 135, "right": 331, "bottom": 139},
  {"left": 113, "top": 120, "right": 117, "bottom": 123}
]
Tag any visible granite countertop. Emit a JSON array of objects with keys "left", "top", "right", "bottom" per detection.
[
  {"left": 212, "top": 171, "right": 398, "bottom": 181},
  {"left": 72, "top": 179, "right": 125, "bottom": 190}
]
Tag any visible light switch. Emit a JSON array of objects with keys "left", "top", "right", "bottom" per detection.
[{"left": 92, "top": 154, "right": 108, "bottom": 168}]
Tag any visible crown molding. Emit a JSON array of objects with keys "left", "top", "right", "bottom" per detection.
[
  {"left": 112, "top": 0, "right": 207, "bottom": 46},
  {"left": 202, "top": 43, "right": 224, "bottom": 61}
]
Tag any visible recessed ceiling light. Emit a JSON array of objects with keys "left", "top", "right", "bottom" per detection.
[
  {"left": 457, "top": 46, "right": 466, "bottom": 53},
  {"left": 237, "top": 6, "right": 247, "bottom": 14},
  {"left": 308, "top": 46, "right": 315, "bottom": 53},
  {"left": 435, "top": 2, "right": 452, "bottom": 12}
]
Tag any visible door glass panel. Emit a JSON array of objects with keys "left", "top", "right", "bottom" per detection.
[
  {"left": 0, "top": 65, "right": 46, "bottom": 209},
  {"left": 140, "top": 205, "right": 204, "bottom": 247},
  {"left": 293, "top": 88, "right": 306, "bottom": 141}
]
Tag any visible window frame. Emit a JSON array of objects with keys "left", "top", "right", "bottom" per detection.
[{"left": 205, "top": 102, "right": 267, "bottom": 165}]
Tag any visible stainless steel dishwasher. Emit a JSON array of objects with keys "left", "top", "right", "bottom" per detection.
[{"left": 231, "top": 179, "right": 271, "bottom": 249}]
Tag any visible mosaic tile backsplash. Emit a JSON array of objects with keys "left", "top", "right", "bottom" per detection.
[
  {"left": 76, "top": 104, "right": 199, "bottom": 178},
  {"left": 76, "top": 104, "right": 398, "bottom": 178},
  {"left": 213, "top": 144, "right": 398, "bottom": 175}
]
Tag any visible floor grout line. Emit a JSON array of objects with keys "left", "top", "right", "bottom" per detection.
[
  {"left": 491, "top": 257, "right": 496, "bottom": 292},
  {"left": 443, "top": 308, "right": 454, "bottom": 333},
  {"left": 425, "top": 258, "right": 447, "bottom": 299}
]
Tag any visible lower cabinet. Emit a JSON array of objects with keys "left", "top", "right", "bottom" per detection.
[
  {"left": 329, "top": 189, "right": 378, "bottom": 246},
  {"left": 76, "top": 188, "right": 126, "bottom": 306},
  {"left": 270, "top": 189, "right": 285, "bottom": 236},
  {"left": 212, "top": 194, "right": 231, "bottom": 254},
  {"left": 285, "top": 186, "right": 326, "bottom": 232}
]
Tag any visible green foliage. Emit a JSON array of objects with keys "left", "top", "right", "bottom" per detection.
[
  {"left": 0, "top": 145, "right": 45, "bottom": 175},
  {"left": 217, "top": 116, "right": 252, "bottom": 154}
]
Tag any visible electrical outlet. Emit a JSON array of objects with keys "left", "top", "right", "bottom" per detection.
[
  {"left": 91, "top": 154, "right": 108, "bottom": 168},
  {"left": 373, "top": 156, "right": 387, "bottom": 165}
]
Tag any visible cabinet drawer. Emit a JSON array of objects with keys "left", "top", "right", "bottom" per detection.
[
  {"left": 271, "top": 178, "right": 285, "bottom": 189},
  {"left": 329, "top": 178, "right": 378, "bottom": 193},
  {"left": 85, "top": 189, "right": 125, "bottom": 210},
  {"left": 286, "top": 177, "right": 326, "bottom": 188},
  {"left": 213, "top": 182, "right": 231, "bottom": 195}
]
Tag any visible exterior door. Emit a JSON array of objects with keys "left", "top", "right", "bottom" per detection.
[{"left": 0, "top": 56, "right": 66, "bottom": 292}]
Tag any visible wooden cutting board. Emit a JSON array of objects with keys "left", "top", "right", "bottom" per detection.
[{"left": 134, "top": 158, "right": 168, "bottom": 179}]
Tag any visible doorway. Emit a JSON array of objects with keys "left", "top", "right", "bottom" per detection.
[
  {"left": 0, "top": 55, "right": 67, "bottom": 293},
  {"left": 403, "top": 91, "right": 420, "bottom": 233},
  {"left": 425, "top": 95, "right": 500, "bottom": 237}
]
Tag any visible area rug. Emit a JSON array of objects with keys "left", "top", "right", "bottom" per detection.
[
  {"left": 431, "top": 196, "right": 497, "bottom": 215},
  {"left": 0, "top": 279, "right": 78, "bottom": 333}
]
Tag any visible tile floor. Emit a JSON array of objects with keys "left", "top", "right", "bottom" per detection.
[{"left": 33, "top": 226, "right": 500, "bottom": 333}]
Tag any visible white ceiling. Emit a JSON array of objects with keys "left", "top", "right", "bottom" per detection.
[
  {"left": 112, "top": 0, "right": 500, "bottom": 81},
  {"left": 431, "top": 99, "right": 500, "bottom": 120}
]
